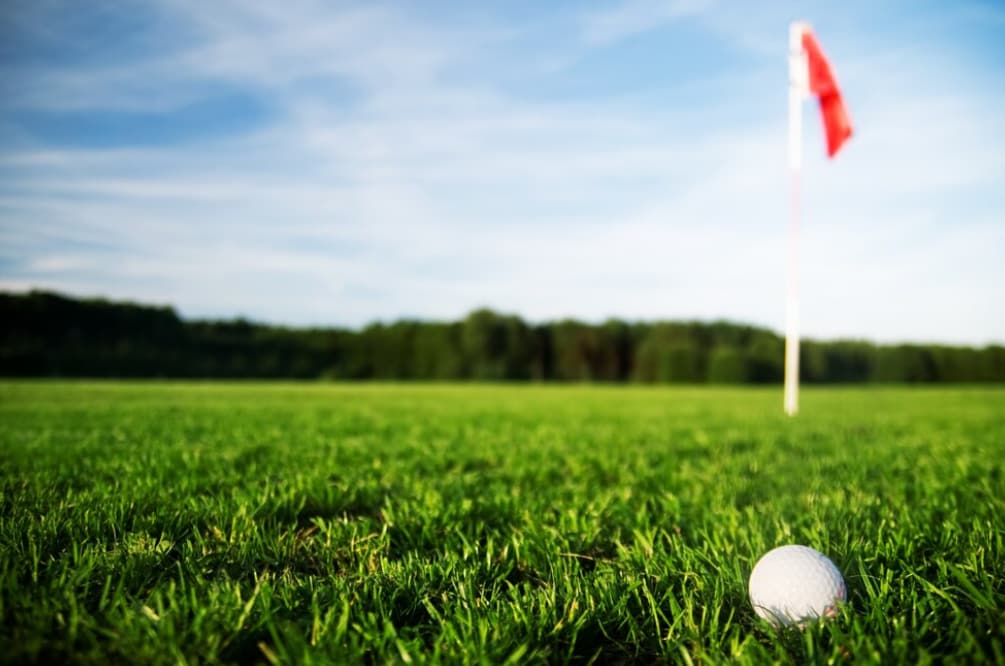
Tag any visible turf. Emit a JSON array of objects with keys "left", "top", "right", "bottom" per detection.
[{"left": 1, "top": 382, "right": 1003, "bottom": 664}]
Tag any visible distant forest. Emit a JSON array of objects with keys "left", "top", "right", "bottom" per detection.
[{"left": 2, "top": 291, "right": 1003, "bottom": 382}]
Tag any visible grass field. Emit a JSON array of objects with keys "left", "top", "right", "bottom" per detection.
[{"left": 1, "top": 382, "right": 1003, "bottom": 664}]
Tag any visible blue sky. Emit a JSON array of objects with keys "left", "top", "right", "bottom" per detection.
[{"left": 1, "top": 0, "right": 1003, "bottom": 344}]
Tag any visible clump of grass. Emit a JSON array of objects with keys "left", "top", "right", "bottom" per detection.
[{"left": 1, "top": 382, "right": 1003, "bottom": 664}]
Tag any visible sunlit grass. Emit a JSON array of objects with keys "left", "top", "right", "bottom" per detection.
[{"left": 1, "top": 383, "right": 1003, "bottom": 664}]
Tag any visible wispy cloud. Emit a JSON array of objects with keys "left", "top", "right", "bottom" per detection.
[{"left": 578, "top": 0, "right": 714, "bottom": 46}]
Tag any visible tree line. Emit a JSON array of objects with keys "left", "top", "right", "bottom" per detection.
[{"left": 2, "top": 290, "right": 1003, "bottom": 382}]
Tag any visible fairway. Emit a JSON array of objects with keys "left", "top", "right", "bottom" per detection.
[{"left": 2, "top": 383, "right": 1003, "bottom": 664}]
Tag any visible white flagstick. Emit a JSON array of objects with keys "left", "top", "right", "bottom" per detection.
[{"left": 785, "top": 22, "right": 808, "bottom": 416}]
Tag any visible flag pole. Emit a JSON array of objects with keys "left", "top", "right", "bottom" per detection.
[{"left": 784, "top": 21, "right": 805, "bottom": 417}]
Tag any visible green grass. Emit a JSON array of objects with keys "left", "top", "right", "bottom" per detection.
[{"left": 1, "top": 382, "right": 1003, "bottom": 664}]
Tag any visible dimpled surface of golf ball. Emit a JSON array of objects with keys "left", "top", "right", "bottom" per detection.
[{"left": 748, "top": 545, "right": 846, "bottom": 627}]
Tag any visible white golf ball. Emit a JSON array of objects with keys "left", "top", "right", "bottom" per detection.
[{"left": 748, "top": 544, "right": 846, "bottom": 627}]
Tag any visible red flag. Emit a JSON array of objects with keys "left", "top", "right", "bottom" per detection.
[{"left": 801, "top": 29, "right": 852, "bottom": 158}]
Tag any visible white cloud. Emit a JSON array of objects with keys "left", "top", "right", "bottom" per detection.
[{"left": 579, "top": 0, "right": 714, "bottom": 46}]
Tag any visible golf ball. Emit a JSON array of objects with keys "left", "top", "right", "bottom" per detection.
[{"left": 748, "top": 544, "right": 846, "bottom": 627}]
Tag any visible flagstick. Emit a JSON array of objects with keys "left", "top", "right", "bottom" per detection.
[
  {"left": 784, "top": 169, "right": 800, "bottom": 416},
  {"left": 784, "top": 21, "right": 806, "bottom": 417}
]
